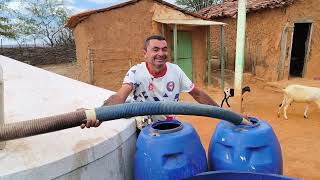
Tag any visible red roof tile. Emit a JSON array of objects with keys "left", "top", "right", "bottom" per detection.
[{"left": 198, "top": 0, "right": 294, "bottom": 19}]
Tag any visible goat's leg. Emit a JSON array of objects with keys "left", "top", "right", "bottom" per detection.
[
  {"left": 304, "top": 104, "right": 309, "bottom": 119},
  {"left": 278, "top": 96, "right": 287, "bottom": 118},
  {"left": 283, "top": 98, "right": 293, "bottom": 120}
]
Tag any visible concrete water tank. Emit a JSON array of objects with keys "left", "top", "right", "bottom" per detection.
[{"left": 0, "top": 55, "right": 136, "bottom": 180}]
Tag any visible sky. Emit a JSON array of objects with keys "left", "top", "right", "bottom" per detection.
[
  {"left": 9, "top": 0, "right": 175, "bottom": 14},
  {"left": 69, "top": 0, "right": 177, "bottom": 14},
  {"left": 8, "top": 0, "right": 177, "bottom": 15}
]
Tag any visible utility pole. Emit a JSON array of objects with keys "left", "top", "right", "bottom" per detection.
[{"left": 234, "top": 0, "right": 247, "bottom": 113}]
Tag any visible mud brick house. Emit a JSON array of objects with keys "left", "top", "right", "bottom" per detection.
[
  {"left": 199, "top": 0, "right": 320, "bottom": 81},
  {"left": 66, "top": 0, "right": 225, "bottom": 90}
]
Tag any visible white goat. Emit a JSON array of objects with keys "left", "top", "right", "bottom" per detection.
[{"left": 278, "top": 84, "right": 320, "bottom": 119}]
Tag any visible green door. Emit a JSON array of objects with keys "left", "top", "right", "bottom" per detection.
[{"left": 171, "top": 32, "right": 193, "bottom": 80}]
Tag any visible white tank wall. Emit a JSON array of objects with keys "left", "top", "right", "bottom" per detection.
[{"left": 0, "top": 56, "right": 136, "bottom": 180}]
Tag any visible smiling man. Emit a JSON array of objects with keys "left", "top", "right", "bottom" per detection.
[{"left": 81, "top": 35, "right": 219, "bottom": 130}]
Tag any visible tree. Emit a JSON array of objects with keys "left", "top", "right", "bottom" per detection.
[
  {"left": 13, "top": 0, "right": 73, "bottom": 47},
  {"left": 176, "top": 0, "right": 224, "bottom": 12},
  {"left": 0, "top": 0, "right": 15, "bottom": 38}
]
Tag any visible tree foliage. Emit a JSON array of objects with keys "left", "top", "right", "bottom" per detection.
[
  {"left": 13, "top": 0, "right": 74, "bottom": 47},
  {"left": 0, "top": 0, "right": 15, "bottom": 38},
  {"left": 176, "top": 0, "right": 224, "bottom": 12}
]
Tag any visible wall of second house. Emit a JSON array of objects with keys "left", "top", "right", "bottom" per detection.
[
  {"left": 285, "top": 0, "right": 320, "bottom": 79},
  {"left": 210, "top": 8, "right": 288, "bottom": 82},
  {"left": 191, "top": 26, "right": 208, "bottom": 85},
  {"left": 210, "top": 0, "right": 320, "bottom": 81}
]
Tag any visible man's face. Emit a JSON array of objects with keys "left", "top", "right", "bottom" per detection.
[{"left": 144, "top": 39, "right": 168, "bottom": 68}]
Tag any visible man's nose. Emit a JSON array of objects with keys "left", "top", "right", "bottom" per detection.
[{"left": 158, "top": 49, "right": 167, "bottom": 56}]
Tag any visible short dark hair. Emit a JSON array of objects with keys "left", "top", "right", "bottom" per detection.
[{"left": 144, "top": 35, "right": 166, "bottom": 50}]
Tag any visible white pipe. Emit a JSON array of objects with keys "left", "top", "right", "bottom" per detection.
[{"left": 234, "top": 0, "right": 247, "bottom": 112}]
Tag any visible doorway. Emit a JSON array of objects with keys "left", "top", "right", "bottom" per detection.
[
  {"left": 171, "top": 31, "right": 193, "bottom": 80},
  {"left": 289, "top": 23, "right": 312, "bottom": 77}
]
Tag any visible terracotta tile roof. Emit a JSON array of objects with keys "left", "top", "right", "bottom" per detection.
[
  {"left": 65, "top": 0, "right": 208, "bottom": 29},
  {"left": 198, "top": 0, "right": 294, "bottom": 19}
]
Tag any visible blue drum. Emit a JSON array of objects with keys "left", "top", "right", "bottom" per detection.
[
  {"left": 208, "top": 117, "right": 283, "bottom": 174},
  {"left": 134, "top": 120, "right": 208, "bottom": 180},
  {"left": 185, "top": 171, "right": 298, "bottom": 180}
]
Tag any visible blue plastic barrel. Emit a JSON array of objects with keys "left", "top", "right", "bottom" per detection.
[
  {"left": 208, "top": 117, "right": 283, "bottom": 174},
  {"left": 134, "top": 120, "right": 208, "bottom": 180},
  {"left": 184, "top": 171, "right": 299, "bottom": 180}
]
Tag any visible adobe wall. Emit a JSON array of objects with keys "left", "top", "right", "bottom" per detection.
[
  {"left": 191, "top": 26, "right": 208, "bottom": 85},
  {"left": 286, "top": 0, "right": 320, "bottom": 79},
  {"left": 210, "top": 0, "right": 320, "bottom": 81},
  {"left": 74, "top": 0, "right": 159, "bottom": 90},
  {"left": 73, "top": 22, "right": 90, "bottom": 83}
]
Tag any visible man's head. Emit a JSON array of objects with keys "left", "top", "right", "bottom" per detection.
[{"left": 143, "top": 35, "right": 168, "bottom": 69}]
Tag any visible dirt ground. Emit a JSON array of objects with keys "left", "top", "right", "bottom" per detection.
[{"left": 39, "top": 63, "right": 320, "bottom": 180}]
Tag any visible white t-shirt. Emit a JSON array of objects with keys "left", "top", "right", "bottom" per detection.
[{"left": 123, "top": 62, "right": 194, "bottom": 104}]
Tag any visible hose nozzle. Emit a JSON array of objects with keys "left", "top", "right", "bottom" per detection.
[{"left": 240, "top": 118, "right": 253, "bottom": 125}]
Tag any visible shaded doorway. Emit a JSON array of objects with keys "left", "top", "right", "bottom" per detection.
[{"left": 289, "top": 23, "right": 312, "bottom": 77}]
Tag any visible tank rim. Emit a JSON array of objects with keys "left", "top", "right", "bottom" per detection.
[{"left": 150, "top": 120, "right": 183, "bottom": 134}]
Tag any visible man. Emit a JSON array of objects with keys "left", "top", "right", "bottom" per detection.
[{"left": 81, "top": 35, "right": 220, "bottom": 129}]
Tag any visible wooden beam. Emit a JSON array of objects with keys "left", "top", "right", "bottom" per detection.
[
  {"left": 173, "top": 24, "right": 178, "bottom": 64},
  {"left": 207, "top": 26, "right": 212, "bottom": 85},
  {"left": 220, "top": 25, "right": 225, "bottom": 90}
]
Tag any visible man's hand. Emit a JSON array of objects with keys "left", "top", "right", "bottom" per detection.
[
  {"left": 77, "top": 108, "right": 102, "bottom": 129},
  {"left": 80, "top": 119, "right": 101, "bottom": 129}
]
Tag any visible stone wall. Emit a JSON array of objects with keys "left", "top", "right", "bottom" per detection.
[{"left": 0, "top": 45, "right": 76, "bottom": 65}]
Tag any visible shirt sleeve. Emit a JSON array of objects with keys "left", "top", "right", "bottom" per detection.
[
  {"left": 123, "top": 65, "right": 137, "bottom": 87},
  {"left": 176, "top": 65, "right": 194, "bottom": 92}
]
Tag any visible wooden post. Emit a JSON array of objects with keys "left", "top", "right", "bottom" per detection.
[
  {"left": 285, "top": 26, "right": 295, "bottom": 79},
  {"left": 161, "top": 24, "right": 165, "bottom": 38},
  {"left": 225, "top": 46, "right": 228, "bottom": 70},
  {"left": 173, "top": 24, "right": 178, "bottom": 64},
  {"left": 278, "top": 24, "right": 289, "bottom": 81},
  {"left": 0, "top": 64, "right": 5, "bottom": 149},
  {"left": 207, "top": 26, "right": 212, "bottom": 85},
  {"left": 220, "top": 25, "right": 225, "bottom": 91},
  {"left": 88, "top": 48, "right": 93, "bottom": 84},
  {"left": 302, "top": 23, "right": 314, "bottom": 77}
]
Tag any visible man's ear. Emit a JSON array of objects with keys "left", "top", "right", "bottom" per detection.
[{"left": 143, "top": 49, "right": 147, "bottom": 57}]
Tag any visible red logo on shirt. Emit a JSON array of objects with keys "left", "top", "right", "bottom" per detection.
[
  {"left": 148, "top": 83, "right": 154, "bottom": 91},
  {"left": 166, "top": 81, "right": 175, "bottom": 92}
]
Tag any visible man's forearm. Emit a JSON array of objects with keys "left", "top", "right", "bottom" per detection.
[
  {"left": 194, "top": 90, "right": 219, "bottom": 107},
  {"left": 102, "top": 94, "right": 125, "bottom": 106}
]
